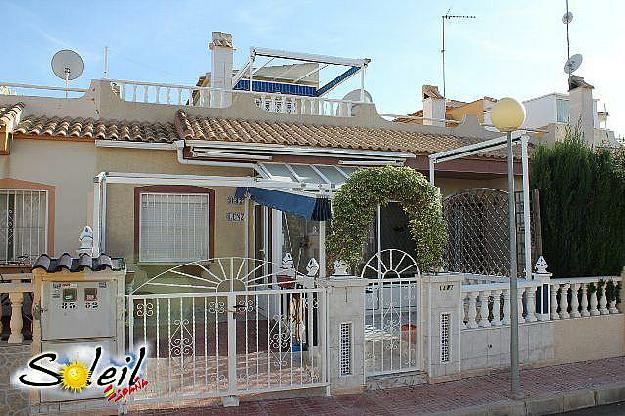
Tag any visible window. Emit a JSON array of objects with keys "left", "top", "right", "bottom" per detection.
[
  {"left": 556, "top": 98, "right": 570, "bottom": 123},
  {"left": 139, "top": 193, "right": 210, "bottom": 263},
  {"left": 0, "top": 190, "right": 47, "bottom": 264}
]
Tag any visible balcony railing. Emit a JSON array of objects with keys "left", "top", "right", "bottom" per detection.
[{"left": 109, "top": 79, "right": 357, "bottom": 117}]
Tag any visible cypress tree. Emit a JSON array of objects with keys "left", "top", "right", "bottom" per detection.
[{"left": 531, "top": 125, "right": 625, "bottom": 277}]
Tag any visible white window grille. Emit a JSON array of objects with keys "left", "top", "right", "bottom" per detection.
[
  {"left": 339, "top": 322, "right": 352, "bottom": 376},
  {"left": 440, "top": 313, "right": 451, "bottom": 363},
  {"left": 139, "top": 193, "right": 210, "bottom": 263},
  {"left": 0, "top": 189, "right": 47, "bottom": 264}
]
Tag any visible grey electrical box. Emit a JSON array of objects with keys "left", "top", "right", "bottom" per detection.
[{"left": 41, "top": 281, "right": 117, "bottom": 340}]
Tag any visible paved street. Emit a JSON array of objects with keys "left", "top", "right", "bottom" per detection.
[
  {"left": 131, "top": 356, "right": 625, "bottom": 415},
  {"left": 557, "top": 402, "right": 625, "bottom": 415}
]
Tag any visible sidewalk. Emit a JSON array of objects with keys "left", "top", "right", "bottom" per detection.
[{"left": 131, "top": 356, "right": 625, "bottom": 416}]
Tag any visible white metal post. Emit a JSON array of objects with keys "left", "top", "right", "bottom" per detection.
[
  {"left": 92, "top": 176, "right": 102, "bottom": 256},
  {"left": 521, "top": 136, "right": 532, "bottom": 280},
  {"left": 429, "top": 157, "right": 436, "bottom": 185},
  {"left": 319, "top": 221, "right": 326, "bottom": 279},
  {"left": 225, "top": 293, "right": 239, "bottom": 406},
  {"left": 360, "top": 65, "right": 366, "bottom": 102},
  {"left": 101, "top": 177, "right": 107, "bottom": 253}
]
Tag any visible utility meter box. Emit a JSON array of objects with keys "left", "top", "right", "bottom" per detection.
[{"left": 30, "top": 254, "right": 125, "bottom": 407}]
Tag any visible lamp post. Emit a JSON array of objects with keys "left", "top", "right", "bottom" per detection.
[{"left": 491, "top": 97, "right": 526, "bottom": 400}]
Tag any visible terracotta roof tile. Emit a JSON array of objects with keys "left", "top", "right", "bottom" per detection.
[
  {"left": 0, "top": 102, "right": 24, "bottom": 130},
  {"left": 12, "top": 108, "right": 508, "bottom": 158},
  {"left": 15, "top": 115, "right": 179, "bottom": 142},
  {"left": 174, "top": 110, "right": 502, "bottom": 156}
]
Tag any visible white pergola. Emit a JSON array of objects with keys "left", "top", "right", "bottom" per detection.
[
  {"left": 91, "top": 171, "right": 331, "bottom": 278},
  {"left": 428, "top": 134, "right": 532, "bottom": 280}
]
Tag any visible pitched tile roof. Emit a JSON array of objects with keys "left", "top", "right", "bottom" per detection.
[
  {"left": 14, "top": 115, "right": 178, "bottom": 142},
  {"left": 10, "top": 105, "right": 508, "bottom": 157},
  {"left": 0, "top": 102, "right": 24, "bottom": 130},
  {"left": 32, "top": 253, "right": 125, "bottom": 273},
  {"left": 174, "top": 110, "right": 500, "bottom": 156}
]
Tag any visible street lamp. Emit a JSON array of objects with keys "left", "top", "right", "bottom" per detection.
[{"left": 491, "top": 97, "right": 526, "bottom": 400}]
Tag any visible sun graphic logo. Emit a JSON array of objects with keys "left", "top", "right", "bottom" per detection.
[{"left": 59, "top": 361, "right": 91, "bottom": 393}]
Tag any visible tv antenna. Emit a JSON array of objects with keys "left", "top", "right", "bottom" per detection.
[
  {"left": 562, "top": 0, "right": 583, "bottom": 82},
  {"left": 51, "top": 49, "right": 84, "bottom": 98},
  {"left": 441, "top": 9, "right": 476, "bottom": 98}
]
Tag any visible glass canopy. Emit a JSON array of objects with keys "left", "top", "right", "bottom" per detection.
[{"left": 258, "top": 163, "right": 358, "bottom": 188}]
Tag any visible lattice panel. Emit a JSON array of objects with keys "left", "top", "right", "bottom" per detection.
[{"left": 443, "top": 188, "right": 541, "bottom": 277}]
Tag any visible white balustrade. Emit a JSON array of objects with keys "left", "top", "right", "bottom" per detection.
[
  {"left": 466, "top": 292, "right": 478, "bottom": 329},
  {"left": 525, "top": 286, "right": 537, "bottom": 322},
  {"left": 559, "top": 284, "right": 570, "bottom": 319},
  {"left": 461, "top": 275, "right": 621, "bottom": 331},
  {"left": 502, "top": 289, "right": 511, "bottom": 325},
  {"left": 517, "top": 290, "right": 526, "bottom": 324},
  {"left": 570, "top": 283, "right": 581, "bottom": 318},
  {"left": 461, "top": 281, "right": 540, "bottom": 329},
  {"left": 547, "top": 276, "right": 621, "bottom": 319},
  {"left": 109, "top": 79, "right": 358, "bottom": 117},
  {"left": 0, "top": 276, "right": 33, "bottom": 344},
  {"left": 580, "top": 284, "right": 590, "bottom": 317},
  {"left": 478, "top": 291, "right": 491, "bottom": 328},
  {"left": 491, "top": 289, "right": 502, "bottom": 326}
]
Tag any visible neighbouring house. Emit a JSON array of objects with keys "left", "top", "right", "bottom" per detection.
[
  {"left": 0, "top": 32, "right": 527, "bottom": 282},
  {"left": 398, "top": 78, "right": 621, "bottom": 148}
]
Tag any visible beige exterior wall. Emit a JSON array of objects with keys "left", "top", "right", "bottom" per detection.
[
  {"left": 553, "top": 314, "right": 625, "bottom": 364},
  {"left": 97, "top": 147, "right": 254, "bottom": 268},
  {"left": 0, "top": 139, "right": 95, "bottom": 257}
]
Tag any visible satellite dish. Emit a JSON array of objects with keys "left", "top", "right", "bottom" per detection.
[
  {"left": 564, "top": 53, "right": 583, "bottom": 75},
  {"left": 342, "top": 89, "right": 373, "bottom": 103},
  {"left": 51, "top": 50, "right": 84, "bottom": 98},
  {"left": 562, "top": 11, "right": 573, "bottom": 24},
  {"left": 338, "top": 89, "right": 373, "bottom": 116}
]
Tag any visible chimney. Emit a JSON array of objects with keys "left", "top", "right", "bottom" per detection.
[
  {"left": 209, "top": 32, "right": 234, "bottom": 90},
  {"left": 568, "top": 75, "right": 595, "bottom": 143},
  {"left": 422, "top": 85, "right": 445, "bottom": 127}
]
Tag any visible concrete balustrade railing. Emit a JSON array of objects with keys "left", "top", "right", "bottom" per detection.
[
  {"left": 461, "top": 273, "right": 622, "bottom": 330},
  {"left": 461, "top": 279, "right": 542, "bottom": 329},
  {"left": 109, "top": 79, "right": 357, "bottom": 117},
  {"left": 0, "top": 274, "right": 33, "bottom": 344},
  {"left": 549, "top": 276, "right": 622, "bottom": 320}
]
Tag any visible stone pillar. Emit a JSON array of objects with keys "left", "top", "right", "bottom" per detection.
[
  {"left": 533, "top": 256, "right": 552, "bottom": 320},
  {"left": 423, "top": 273, "right": 463, "bottom": 382},
  {"left": 319, "top": 273, "right": 368, "bottom": 395}
]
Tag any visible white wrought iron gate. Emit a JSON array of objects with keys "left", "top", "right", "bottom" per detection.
[
  {"left": 126, "top": 257, "right": 327, "bottom": 405},
  {"left": 361, "top": 249, "right": 421, "bottom": 376}
]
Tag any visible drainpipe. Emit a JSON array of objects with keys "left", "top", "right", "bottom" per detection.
[{"left": 174, "top": 140, "right": 264, "bottom": 175}]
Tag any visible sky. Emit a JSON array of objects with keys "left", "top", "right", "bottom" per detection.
[{"left": 1, "top": 0, "right": 624, "bottom": 135}]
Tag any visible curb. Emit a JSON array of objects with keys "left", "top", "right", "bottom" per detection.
[{"left": 431, "top": 383, "right": 625, "bottom": 416}]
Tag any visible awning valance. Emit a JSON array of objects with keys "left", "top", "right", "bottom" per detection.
[{"left": 235, "top": 187, "right": 332, "bottom": 221}]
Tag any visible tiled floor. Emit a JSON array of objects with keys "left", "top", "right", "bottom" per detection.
[{"left": 130, "top": 356, "right": 625, "bottom": 415}]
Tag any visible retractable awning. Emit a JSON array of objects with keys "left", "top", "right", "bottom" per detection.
[{"left": 235, "top": 187, "right": 331, "bottom": 221}]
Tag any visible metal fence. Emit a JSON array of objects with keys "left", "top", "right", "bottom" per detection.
[
  {"left": 443, "top": 188, "right": 541, "bottom": 277},
  {"left": 126, "top": 257, "right": 327, "bottom": 405}
]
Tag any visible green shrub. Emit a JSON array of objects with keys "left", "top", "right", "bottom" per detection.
[{"left": 531, "top": 125, "right": 625, "bottom": 277}]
